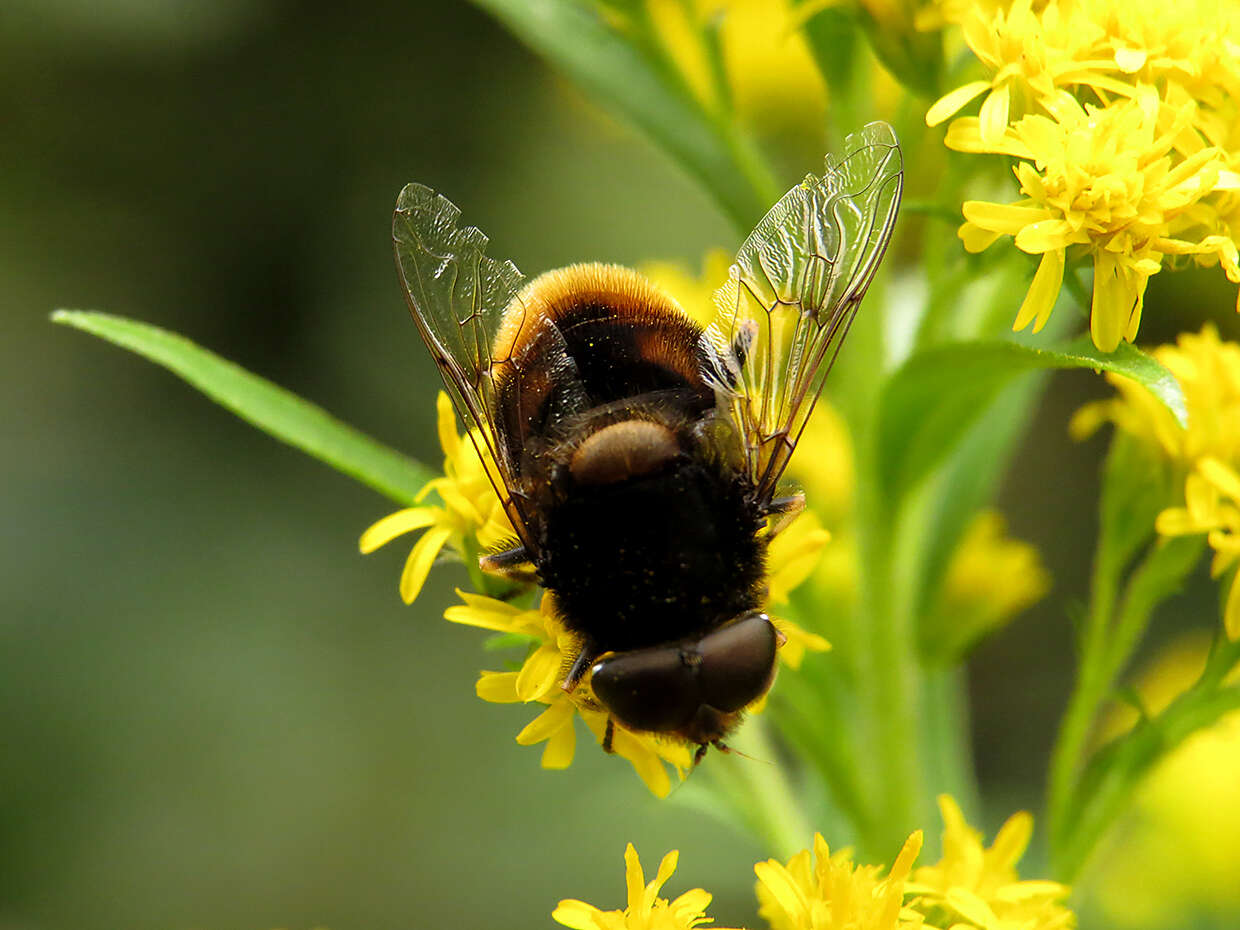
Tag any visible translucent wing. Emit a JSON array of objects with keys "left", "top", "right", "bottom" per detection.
[
  {"left": 392, "top": 183, "right": 537, "bottom": 551},
  {"left": 705, "top": 121, "right": 903, "bottom": 501}
]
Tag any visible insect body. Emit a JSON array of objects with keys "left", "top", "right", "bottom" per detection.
[{"left": 393, "top": 123, "right": 903, "bottom": 759}]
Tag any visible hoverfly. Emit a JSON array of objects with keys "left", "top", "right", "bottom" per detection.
[{"left": 393, "top": 122, "right": 902, "bottom": 760}]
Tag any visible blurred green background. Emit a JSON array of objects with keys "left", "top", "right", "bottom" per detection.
[{"left": 3, "top": 1, "right": 1236, "bottom": 928}]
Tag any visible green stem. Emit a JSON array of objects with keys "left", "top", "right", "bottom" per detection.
[
  {"left": 1054, "top": 682, "right": 1240, "bottom": 881},
  {"left": 1047, "top": 525, "right": 1124, "bottom": 859},
  {"left": 854, "top": 484, "right": 923, "bottom": 857},
  {"left": 1048, "top": 535, "right": 1204, "bottom": 872}
]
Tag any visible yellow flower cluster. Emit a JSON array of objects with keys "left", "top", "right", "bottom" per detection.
[
  {"left": 562, "top": 797, "right": 1075, "bottom": 930},
  {"left": 359, "top": 393, "right": 513, "bottom": 603},
  {"left": 756, "top": 797, "right": 1071, "bottom": 930},
  {"left": 907, "top": 796, "right": 1074, "bottom": 930},
  {"left": 923, "top": 509, "right": 1052, "bottom": 662},
  {"left": 449, "top": 590, "right": 697, "bottom": 797},
  {"left": 448, "top": 572, "right": 830, "bottom": 796},
  {"left": 554, "top": 843, "right": 737, "bottom": 930},
  {"left": 1073, "top": 324, "right": 1240, "bottom": 636},
  {"left": 755, "top": 832, "right": 925, "bottom": 930},
  {"left": 1157, "top": 458, "right": 1240, "bottom": 638},
  {"left": 927, "top": 0, "right": 1240, "bottom": 350}
]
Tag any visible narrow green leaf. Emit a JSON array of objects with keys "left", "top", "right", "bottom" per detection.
[
  {"left": 876, "top": 337, "right": 1187, "bottom": 507},
  {"left": 53, "top": 310, "right": 434, "bottom": 504},
  {"left": 470, "top": 0, "right": 778, "bottom": 231}
]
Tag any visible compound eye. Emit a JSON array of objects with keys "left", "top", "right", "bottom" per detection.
[
  {"left": 591, "top": 647, "right": 697, "bottom": 733},
  {"left": 695, "top": 612, "right": 778, "bottom": 713}
]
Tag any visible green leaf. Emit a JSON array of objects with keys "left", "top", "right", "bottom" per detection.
[
  {"left": 470, "top": 0, "right": 778, "bottom": 232},
  {"left": 876, "top": 337, "right": 1187, "bottom": 508},
  {"left": 53, "top": 310, "right": 434, "bottom": 504}
]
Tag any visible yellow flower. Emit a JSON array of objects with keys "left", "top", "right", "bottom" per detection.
[
  {"left": 553, "top": 843, "right": 738, "bottom": 930},
  {"left": 907, "top": 796, "right": 1074, "bottom": 930},
  {"left": 927, "top": 0, "right": 1240, "bottom": 350},
  {"left": 753, "top": 800, "right": 1075, "bottom": 930},
  {"left": 754, "top": 830, "right": 925, "bottom": 930},
  {"left": 1072, "top": 324, "right": 1240, "bottom": 466},
  {"left": 957, "top": 94, "right": 1239, "bottom": 350},
  {"left": 450, "top": 590, "right": 695, "bottom": 797},
  {"left": 360, "top": 392, "right": 513, "bottom": 603},
  {"left": 926, "top": 0, "right": 1115, "bottom": 144},
  {"left": 448, "top": 508, "right": 832, "bottom": 794},
  {"left": 1088, "top": 633, "right": 1240, "bottom": 926},
  {"left": 1155, "top": 457, "right": 1240, "bottom": 638},
  {"left": 1074, "top": 325, "right": 1240, "bottom": 635},
  {"left": 922, "top": 510, "right": 1051, "bottom": 662}
]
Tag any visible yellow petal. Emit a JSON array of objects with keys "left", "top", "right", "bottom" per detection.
[
  {"left": 978, "top": 85, "right": 1011, "bottom": 144},
  {"left": 946, "top": 887, "right": 999, "bottom": 925},
  {"left": 399, "top": 524, "right": 453, "bottom": 603},
  {"left": 552, "top": 899, "right": 604, "bottom": 930},
  {"left": 1114, "top": 47, "right": 1147, "bottom": 72},
  {"left": 670, "top": 888, "right": 712, "bottom": 919},
  {"left": 959, "top": 222, "right": 1003, "bottom": 254},
  {"left": 436, "top": 479, "right": 484, "bottom": 526},
  {"left": 889, "top": 829, "right": 923, "bottom": 882},
  {"left": 1014, "top": 219, "right": 1075, "bottom": 254},
  {"left": 540, "top": 710, "right": 577, "bottom": 768},
  {"left": 1226, "top": 574, "right": 1240, "bottom": 640},
  {"left": 1200, "top": 458, "right": 1240, "bottom": 501},
  {"left": 646, "top": 850, "right": 680, "bottom": 909},
  {"left": 754, "top": 861, "right": 808, "bottom": 921},
  {"left": 517, "top": 699, "right": 574, "bottom": 745},
  {"left": 625, "top": 843, "right": 646, "bottom": 910},
  {"left": 476, "top": 670, "right": 521, "bottom": 704},
  {"left": 358, "top": 507, "right": 439, "bottom": 553},
  {"left": 962, "top": 201, "right": 1052, "bottom": 235},
  {"left": 1013, "top": 248, "right": 1065, "bottom": 333},
  {"left": 1155, "top": 506, "right": 1199, "bottom": 537},
  {"left": 516, "top": 644, "right": 563, "bottom": 701},
  {"left": 444, "top": 598, "right": 525, "bottom": 632},
  {"left": 926, "top": 80, "right": 992, "bottom": 126},
  {"left": 989, "top": 811, "right": 1033, "bottom": 868},
  {"left": 1090, "top": 253, "right": 1132, "bottom": 352},
  {"left": 613, "top": 730, "right": 673, "bottom": 798},
  {"left": 435, "top": 391, "right": 460, "bottom": 462}
]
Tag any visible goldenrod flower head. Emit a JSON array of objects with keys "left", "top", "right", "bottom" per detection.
[
  {"left": 754, "top": 830, "right": 926, "bottom": 930},
  {"left": 1090, "top": 634, "right": 1240, "bottom": 925},
  {"left": 450, "top": 590, "right": 695, "bottom": 797},
  {"left": 1072, "top": 324, "right": 1240, "bottom": 465},
  {"left": 449, "top": 518, "right": 832, "bottom": 796},
  {"left": 360, "top": 392, "right": 514, "bottom": 603},
  {"left": 926, "top": 0, "right": 1113, "bottom": 143},
  {"left": 554, "top": 843, "right": 739, "bottom": 930},
  {"left": 908, "top": 796, "right": 1074, "bottom": 930},
  {"left": 957, "top": 94, "right": 1239, "bottom": 350},
  {"left": 1156, "top": 457, "right": 1240, "bottom": 637},
  {"left": 1074, "top": 325, "right": 1240, "bottom": 635},
  {"left": 927, "top": 0, "right": 1240, "bottom": 349},
  {"left": 923, "top": 509, "right": 1051, "bottom": 661}
]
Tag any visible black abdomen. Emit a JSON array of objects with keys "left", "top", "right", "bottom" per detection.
[{"left": 539, "top": 459, "right": 766, "bottom": 652}]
